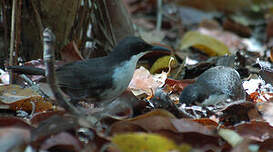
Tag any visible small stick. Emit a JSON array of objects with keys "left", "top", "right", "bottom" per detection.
[
  {"left": 174, "top": 57, "right": 186, "bottom": 79},
  {"left": 43, "top": 28, "right": 81, "bottom": 115},
  {"left": 18, "top": 74, "right": 48, "bottom": 98},
  {"left": 156, "top": 0, "right": 163, "bottom": 32},
  {"left": 9, "top": 0, "right": 17, "bottom": 83},
  {"left": 9, "top": 0, "right": 22, "bottom": 84},
  {"left": 1, "top": 0, "right": 9, "bottom": 57},
  {"left": 30, "top": 0, "right": 44, "bottom": 40}
]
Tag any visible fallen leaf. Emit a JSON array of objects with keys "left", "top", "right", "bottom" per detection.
[
  {"left": 140, "top": 30, "right": 166, "bottom": 43},
  {"left": 220, "top": 102, "right": 261, "bottom": 126},
  {"left": 0, "top": 69, "right": 9, "bottom": 85},
  {"left": 0, "top": 117, "right": 31, "bottom": 128},
  {"left": 150, "top": 56, "right": 177, "bottom": 74},
  {"left": 112, "top": 133, "right": 179, "bottom": 152},
  {"left": 165, "top": 78, "right": 195, "bottom": 93},
  {"left": 31, "top": 115, "right": 78, "bottom": 142},
  {"left": 193, "top": 118, "right": 219, "bottom": 127},
  {"left": 234, "top": 121, "right": 273, "bottom": 142},
  {"left": 180, "top": 31, "right": 230, "bottom": 56},
  {"left": 60, "top": 41, "right": 83, "bottom": 62},
  {"left": 40, "top": 132, "right": 82, "bottom": 151},
  {"left": 176, "top": 0, "right": 252, "bottom": 13},
  {"left": 223, "top": 18, "right": 252, "bottom": 37},
  {"left": 218, "top": 128, "right": 243, "bottom": 147},
  {"left": 129, "top": 66, "right": 167, "bottom": 96},
  {"left": 0, "top": 85, "right": 39, "bottom": 99},
  {"left": 9, "top": 96, "right": 53, "bottom": 113},
  {"left": 30, "top": 111, "right": 65, "bottom": 126},
  {"left": 0, "top": 127, "right": 31, "bottom": 152},
  {"left": 260, "top": 102, "right": 273, "bottom": 127},
  {"left": 171, "top": 119, "right": 216, "bottom": 136},
  {"left": 198, "top": 27, "right": 245, "bottom": 53},
  {"left": 110, "top": 109, "right": 177, "bottom": 134},
  {"left": 0, "top": 85, "right": 53, "bottom": 112}
]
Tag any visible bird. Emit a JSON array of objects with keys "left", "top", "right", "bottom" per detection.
[
  {"left": 8, "top": 36, "right": 171, "bottom": 103},
  {"left": 179, "top": 66, "right": 245, "bottom": 106}
]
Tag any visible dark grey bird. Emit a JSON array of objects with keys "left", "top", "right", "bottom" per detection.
[
  {"left": 179, "top": 66, "right": 245, "bottom": 106},
  {"left": 8, "top": 36, "right": 171, "bottom": 103}
]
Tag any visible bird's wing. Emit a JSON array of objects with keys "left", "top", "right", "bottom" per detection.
[{"left": 55, "top": 57, "right": 114, "bottom": 90}]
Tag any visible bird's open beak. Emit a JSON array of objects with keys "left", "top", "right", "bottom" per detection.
[{"left": 150, "top": 45, "right": 171, "bottom": 53}]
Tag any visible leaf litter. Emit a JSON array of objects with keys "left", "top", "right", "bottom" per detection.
[{"left": 2, "top": 0, "right": 273, "bottom": 151}]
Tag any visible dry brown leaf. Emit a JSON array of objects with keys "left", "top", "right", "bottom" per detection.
[
  {"left": 235, "top": 121, "right": 273, "bottom": 142},
  {"left": 0, "top": 127, "right": 31, "bottom": 151},
  {"left": 0, "top": 85, "right": 53, "bottom": 112},
  {"left": 260, "top": 102, "right": 273, "bottom": 127},
  {"left": 129, "top": 66, "right": 167, "bottom": 96},
  {"left": 60, "top": 41, "right": 83, "bottom": 62}
]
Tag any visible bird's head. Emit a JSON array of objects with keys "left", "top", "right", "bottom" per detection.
[
  {"left": 179, "top": 84, "right": 207, "bottom": 105},
  {"left": 111, "top": 36, "right": 171, "bottom": 60}
]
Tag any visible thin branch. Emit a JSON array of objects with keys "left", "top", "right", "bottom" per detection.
[
  {"left": 1, "top": 0, "right": 8, "bottom": 57},
  {"left": 174, "top": 57, "right": 186, "bottom": 79},
  {"left": 30, "top": 0, "right": 44, "bottom": 40},
  {"left": 19, "top": 74, "right": 48, "bottom": 98},
  {"left": 103, "top": 0, "right": 116, "bottom": 45},
  {"left": 43, "top": 28, "right": 81, "bottom": 115},
  {"left": 9, "top": 0, "right": 18, "bottom": 84},
  {"left": 15, "top": 0, "right": 22, "bottom": 62},
  {"left": 96, "top": 0, "right": 114, "bottom": 47},
  {"left": 156, "top": 0, "right": 163, "bottom": 32}
]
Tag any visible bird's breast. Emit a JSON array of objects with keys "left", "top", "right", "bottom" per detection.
[{"left": 100, "top": 54, "right": 143, "bottom": 99}]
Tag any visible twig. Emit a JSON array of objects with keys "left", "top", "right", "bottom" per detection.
[
  {"left": 30, "top": 0, "right": 44, "bottom": 40},
  {"left": 79, "top": 1, "right": 91, "bottom": 54},
  {"left": 29, "top": 101, "right": 36, "bottom": 118},
  {"left": 15, "top": 0, "right": 22, "bottom": 63},
  {"left": 9, "top": 0, "right": 17, "bottom": 84},
  {"left": 9, "top": 0, "right": 22, "bottom": 84},
  {"left": 18, "top": 74, "right": 48, "bottom": 98},
  {"left": 98, "top": 23, "right": 114, "bottom": 49},
  {"left": 43, "top": 28, "right": 81, "bottom": 115},
  {"left": 156, "top": 0, "right": 163, "bottom": 32},
  {"left": 1, "top": 1, "right": 8, "bottom": 57},
  {"left": 96, "top": 1, "right": 114, "bottom": 48},
  {"left": 103, "top": 0, "right": 117, "bottom": 45},
  {"left": 174, "top": 57, "right": 186, "bottom": 79}
]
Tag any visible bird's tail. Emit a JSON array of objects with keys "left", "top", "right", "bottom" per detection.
[{"left": 7, "top": 66, "right": 46, "bottom": 75}]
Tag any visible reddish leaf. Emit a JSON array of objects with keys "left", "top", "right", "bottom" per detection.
[
  {"left": 193, "top": 118, "right": 219, "bottom": 127},
  {"left": 165, "top": 78, "right": 195, "bottom": 92},
  {"left": 30, "top": 111, "right": 65, "bottom": 126},
  {"left": 171, "top": 119, "right": 216, "bottom": 136},
  {"left": 40, "top": 132, "right": 82, "bottom": 151},
  {"left": 31, "top": 115, "right": 78, "bottom": 142},
  {"left": 60, "top": 41, "right": 83, "bottom": 62},
  {"left": 220, "top": 102, "right": 261, "bottom": 126},
  {"left": 110, "top": 109, "right": 177, "bottom": 135},
  {"left": 0, "top": 127, "right": 31, "bottom": 151},
  {"left": 0, "top": 117, "right": 31, "bottom": 128},
  {"left": 223, "top": 18, "right": 252, "bottom": 37},
  {"left": 260, "top": 102, "right": 273, "bottom": 127},
  {"left": 234, "top": 121, "right": 273, "bottom": 142}
]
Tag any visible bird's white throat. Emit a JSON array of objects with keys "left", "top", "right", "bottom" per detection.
[{"left": 108, "top": 52, "right": 146, "bottom": 97}]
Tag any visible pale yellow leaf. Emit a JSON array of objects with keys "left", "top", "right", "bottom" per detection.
[
  {"left": 180, "top": 31, "right": 230, "bottom": 56},
  {"left": 112, "top": 133, "right": 179, "bottom": 152}
]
